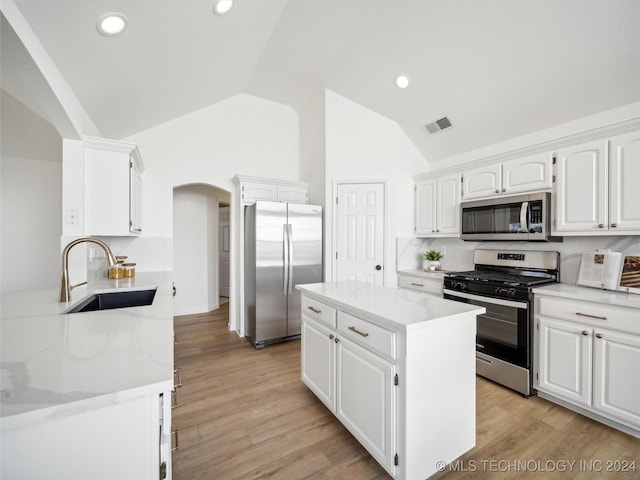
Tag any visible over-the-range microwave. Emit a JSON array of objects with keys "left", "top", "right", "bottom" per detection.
[{"left": 460, "top": 192, "right": 562, "bottom": 242}]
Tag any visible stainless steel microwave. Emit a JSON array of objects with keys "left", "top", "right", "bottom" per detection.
[{"left": 460, "top": 192, "right": 561, "bottom": 241}]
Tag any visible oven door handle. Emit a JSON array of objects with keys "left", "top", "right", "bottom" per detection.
[{"left": 443, "top": 289, "right": 528, "bottom": 309}]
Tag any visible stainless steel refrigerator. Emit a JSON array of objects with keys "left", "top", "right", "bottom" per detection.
[{"left": 245, "top": 201, "right": 323, "bottom": 348}]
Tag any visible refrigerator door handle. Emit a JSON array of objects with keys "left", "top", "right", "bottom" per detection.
[
  {"left": 283, "top": 224, "right": 289, "bottom": 296},
  {"left": 287, "top": 224, "right": 294, "bottom": 294}
]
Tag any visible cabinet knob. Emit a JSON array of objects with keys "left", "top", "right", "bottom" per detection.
[
  {"left": 375, "top": 265, "right": 382, "bottom": 271},
  {"left": 610, "top": 223, "right": 617, "bottom": 228},
  {"left": 329, "top": 334, "right": 334, "bottom": 340},
  {"left": 334, "top": 337, "right": 339, "bottom": 343},
  {"left": 502, "top": 188, "right": 506, "bottom": 193},
  {"left": 581, "top": 330, "right": 589, "bottom": 336},
  {"left": 495, "top": 189, "right": 500, "bottom": 194},
  {"left": 595, "top": 333, "right": 603, "bottom": 339},
  {"left": 597, "top": 224, "right": 604, "bottom": 229}
]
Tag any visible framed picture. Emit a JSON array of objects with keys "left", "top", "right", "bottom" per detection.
[{"left": 618, "top": 255, "right": 640, "bottom": 294}]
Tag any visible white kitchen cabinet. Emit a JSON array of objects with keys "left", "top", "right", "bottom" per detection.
[
  {"left": 554, "top": 132, "right": 640, "bottom": 234},
  {"left": 84, "top": 136, "right": 144, "bottom": 236},
  {"left": 235, "top": 176, "right": 309, "bottom": 206},
  {"left": 299, "top": 284, "right": 479, "bottom": 479},
  {"left": 461, "top": 153, "right": 552, "bottom": 200},
  {"left": 414, "top": 172, "right": 460, "bottom": 237},
  {"left": 397, "top": 272, "right": 443, "bottom": 295},
  {"left": 537, "top": 316, "right": 592, "bottom": 407},
  {"left": 534, "top": 287, "right": 640, "bottom": 437},
  {"left": 336, "top": 334, "right": 396, "bottom": 470},
  {"left": 2, "top": 391, "right": 172, "bottom": 479}
]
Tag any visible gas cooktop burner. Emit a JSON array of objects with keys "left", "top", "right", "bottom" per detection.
[{"left": 447, "top": 270, "right": 554, "bottom": 287}]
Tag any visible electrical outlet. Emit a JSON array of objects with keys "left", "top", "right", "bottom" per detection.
[
  {"left": 440, "top": 246, "right": 446, "bottom": 256},
  {"left": 65, "top": 209, "right": 79, "bottom": 224}
]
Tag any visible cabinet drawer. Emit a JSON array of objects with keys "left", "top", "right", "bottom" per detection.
[
  {"left": 337, "top": 311, "right": 396, "bottom": 360},
  {"left": 302, "top": 296, "right": 336, "bottom": 328},
  {"left": 398, "top": 275, "right": 442, "bottom": 295},
  {"left": 537, "top": 296, "right": 640, "bottom": 335}
]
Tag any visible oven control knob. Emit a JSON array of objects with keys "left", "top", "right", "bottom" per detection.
[
  {"left": 508, "top": 288, "right": 517, "bottom": 297},
  {"left": 453, "top": 281, "right": 468, "bottom": 290}
]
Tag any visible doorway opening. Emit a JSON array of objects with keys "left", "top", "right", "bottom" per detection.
[{"left": 173, "top": 184, "right": 231, "bottom": 318}]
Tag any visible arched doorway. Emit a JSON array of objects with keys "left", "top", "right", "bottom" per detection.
[{"left": 172, "top": 183, "right": 231, "bottom": 316}]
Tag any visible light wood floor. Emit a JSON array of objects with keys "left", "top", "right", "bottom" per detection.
[{"left": 172, "top": 304, "right": 640, "bottom": 480}]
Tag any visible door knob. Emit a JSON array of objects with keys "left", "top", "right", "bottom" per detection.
[{"left": 375, "top": 265, "right": 382, "bottom": 271}]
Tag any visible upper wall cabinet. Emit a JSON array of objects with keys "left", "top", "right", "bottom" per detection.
[
  {"left": 414, "top": 173, "right": 461, "bottom": 237},
  {"left": 84, "top": 137, "right": 144, "bottom": 236},
  {"left": 554, "top": 132, "right": 640, "bottom": 234},
  {"left": 461, "top": 153, "right": 553, "bottom": 201},
  {"left": 235, "top": 176, "right": 309, "bottom": 206}
]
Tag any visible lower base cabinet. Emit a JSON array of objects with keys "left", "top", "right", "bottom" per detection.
[
  {"left": 535, "top": 292, "right": 640, "bottom": 437},
  {"left": 301, "top": 291, "right": 477, "bottom": 479},
  {"left": 1, "top": 390, "right": 172, "bottom": 479}
]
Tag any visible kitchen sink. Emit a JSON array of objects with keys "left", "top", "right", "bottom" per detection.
[{"left": 64, "top": 288, "right": 157, "bottom": 313}]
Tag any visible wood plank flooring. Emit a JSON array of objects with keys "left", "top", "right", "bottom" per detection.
[{"left": 172, "top": 304, "right": 640, "bottom": 480}]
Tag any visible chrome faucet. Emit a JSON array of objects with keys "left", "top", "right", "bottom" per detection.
[{"left": 59, "top": 237, "right": 117, "bottom": 302}]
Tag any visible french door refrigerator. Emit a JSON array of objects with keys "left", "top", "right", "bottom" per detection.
[{"left": 245, "top": 201, "right": 323, "bottom": 348}]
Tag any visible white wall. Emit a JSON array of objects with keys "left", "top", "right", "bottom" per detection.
[
  {"left": 1, "top": 91, "right": 62, "bottom": 293},
  {"left": 324, "top": 90, "right": 427, "bottom": 286},
  {"left": 125, "top": 93, "right": 300, "bottom": 328}
]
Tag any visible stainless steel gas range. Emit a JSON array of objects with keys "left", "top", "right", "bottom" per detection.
[{"left": 443, "top": 249, "right": 560, "bottom": 396}]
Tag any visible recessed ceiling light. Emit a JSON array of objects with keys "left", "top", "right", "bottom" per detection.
[
  {"left": 213, "top": 0, "right": 234, "bottom": 15},
  {"left": 395, "top": 75, "right": 410, "bottom": 89},
  {"left": 96, "top": 13, "right": 127, "bottom": 36}
]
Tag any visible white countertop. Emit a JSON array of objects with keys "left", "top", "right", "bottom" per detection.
[
  {"left": 297, "top": 281, "right": 484, "bottom": 331},
  {"left": 0, "top": 271, "right": 174, "bottom": 424},
  {"left": 533, "top": 283, "right": 640, "bottom": 309}
]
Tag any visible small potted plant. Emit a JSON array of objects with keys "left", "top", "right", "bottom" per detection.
[{"left": 424, "top": 250, "right": 444, "bottom": 271}]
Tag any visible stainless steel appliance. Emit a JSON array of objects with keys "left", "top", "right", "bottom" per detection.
[
  {"left": 443, "top": 249, "right": 559, "bottom": 396},
  {"left": 460, "top": 192, "right": 561, "bottom": 241},
  {"left": 245, "top": 201, "right": 323, "bottom": 348}
]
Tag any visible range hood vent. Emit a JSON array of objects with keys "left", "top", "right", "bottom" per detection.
[{"left": 424, "top": 116, "right": 453, "bottom": 135}]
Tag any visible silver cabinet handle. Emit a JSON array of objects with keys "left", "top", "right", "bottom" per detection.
[
  {"left": 581, "top": 330, "right": 589, "bottom": 336},
  {"left": 171, "top": 429, "right": 179, "bottom": 451},
  {"left": 597, "top": 224, "right": 604, "bottom": 229},
  {"left": 576, "top": 312, "right": 607, "bottom": 320},
  {"left": 410, "top": 282, "right": 424, "bottom": 287},
  {"left": 171, "top": 389, "right": 180, "bottom": 409},
  {"left": 348, "top": 326, "right": 369, "bottom": 337},
  {"left": 610, "top": 223, "right": 618, "bottom": 228},
  {"left": 307, "top": 306, "right": 321, "bottom": 314},
  {"left": 174, "top": 368, "right": 182, "bottom": 388},
  {"left": 595, "top": 333, "right": 603, "bottom": 339}
]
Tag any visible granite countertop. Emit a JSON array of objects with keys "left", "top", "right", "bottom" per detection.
[
  {"left": 0, "top": 271, "right": 174, "bottom": 424},
  {"left": 533, "top": 283, "right": 640, "bottom": 309},
  {"left": 297, "top": 281, "right": 484, "bottom": 331}
]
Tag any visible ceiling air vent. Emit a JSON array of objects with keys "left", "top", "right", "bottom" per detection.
[{"left": 424, "top": 116, "right": 453, "bottom": 135}]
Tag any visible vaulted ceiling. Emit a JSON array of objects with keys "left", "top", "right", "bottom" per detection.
[{"left": 3, "top": 0, "right": 640, "bottom": 164}]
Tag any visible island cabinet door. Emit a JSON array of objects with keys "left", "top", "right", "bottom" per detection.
[
  {"left": 336, "top": 335, "right": 396, "bottom": 475},
  {"left": 301, "top": 315, "right": 336, "bottom": 411}
]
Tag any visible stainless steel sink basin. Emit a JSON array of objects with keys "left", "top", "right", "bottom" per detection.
[{"left": 64, "top": 288, "right": 157, "bottom": 313}]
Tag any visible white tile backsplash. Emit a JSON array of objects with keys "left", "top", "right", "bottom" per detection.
[{"left": 397, "top": 235, "right": 640, "bottom": 284}]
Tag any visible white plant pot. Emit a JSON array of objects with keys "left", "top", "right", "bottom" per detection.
[{"left": 425, "top": 260, "right": 441, "bottom": 271}]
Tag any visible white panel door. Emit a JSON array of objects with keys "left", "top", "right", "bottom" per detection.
[
  {"left": 502, "top": 153, "right": 552, "bottom": 195},
  {"left": 609, "top": 132, "right": 640, "bottom": 232},
  {"left": 554, "top": 140, "right": 608, "bottom": 232},
  {"left": 462, "top": 163, "right": 502, "bottom": 200},
  {"left": 336, "top": 336, "right": 395, "bottom": 474},
  {"left": 593, "top": 327, "right": 640, "bottom": 428},
  {"left": 219, "top": 206, "right": 230, "bottom": 298},
  {"left": 537, "top": 317, "right": 592, "bottom": 407},
  {"left": 335, "top": 183, "right": 385, "bottom": 284},
  {"left": 436, "top": 173, "right": 461, "bottom": 234},
  {"left": 414, "top": 179, "right": 436, "bottom": 235}
]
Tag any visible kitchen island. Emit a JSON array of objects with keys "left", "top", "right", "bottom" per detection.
[
  {"left": 0, "top": 271, "right": 174, "bottom": 479},
  {"left": 297, "top": 281, "right": 485, "bottom": 480}
]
